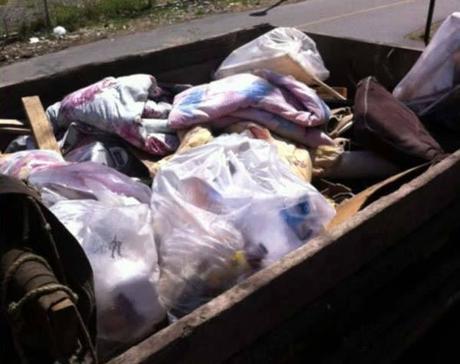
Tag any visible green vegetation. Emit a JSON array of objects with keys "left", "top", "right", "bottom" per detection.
[
  {"left": 51, "top": 0, "right": 154, "bottom": 31},
  {"left": 7, "top": 0, "right": 267, "bottom": 36}
]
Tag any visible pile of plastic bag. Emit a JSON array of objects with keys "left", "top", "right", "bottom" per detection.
[{"left": 152, "top": 134, "right": 334, "bottom": 317}]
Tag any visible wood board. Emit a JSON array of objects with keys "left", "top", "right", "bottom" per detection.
[{"left": 22, "top": 96, "right": 60, "bottom": 153}]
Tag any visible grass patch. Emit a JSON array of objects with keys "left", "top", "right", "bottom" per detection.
[
  {"left": 51, "top": 0, "right": 153, "bottom": 31},
  {"left": 406, "top": 20, "right": 442, "bottom": 42},
  {"left": 52, "top": 4, "right": 86, "bottom": 30}
]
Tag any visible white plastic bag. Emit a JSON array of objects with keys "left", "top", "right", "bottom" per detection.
[
  {"left": 152, "top": 134, "right": 335, "bottom": 316},
  {"left": 393, "top": 12, "right": 460, "bottom": 109},
  {"left": 156, "top": 210, "right": 249, "bottom": 318},
  {"left": 0, "top": 151, "right": 151, "bottom": 205},
  {"left": 28, "top": 161, "right": 151, "bottom": 206},
  {"left": 215, "top": 27, "right": 330, "bottom": 82},
  {"left": 50, "top": 197, "right": 166, "bottom": 349}
]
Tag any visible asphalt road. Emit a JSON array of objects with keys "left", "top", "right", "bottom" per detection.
[{"left": 1, "top": 0, "right": 459, "bottom": 87}]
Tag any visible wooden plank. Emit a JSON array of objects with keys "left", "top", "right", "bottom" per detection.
[
  {"left": 0, "top": 119, "right": 26, "bottom": 127},
  {"left": 0, "top": 127, "right": 31, "bottom": 135},
  {"left": 108, "top": 151, "right": 460, "bottom": 364},
  {"left": 22, "top": 96, "right": 60, "bottom": 153},
  {"left": 0, "top": 119, "right": 29, "bottom": 136}
]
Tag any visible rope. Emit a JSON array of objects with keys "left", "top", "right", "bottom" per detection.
[
  {"left": 5, "top": 279, "right": 98, "bottom": 363},
  {"left": 1, "top": 253, "right": 53, "bottom": 308},
  {"left": 7, "top": 283, "right": 78, "bottom": 319},
  {"left": 74, "top": 304, "right": 99, "bottom": 363}
]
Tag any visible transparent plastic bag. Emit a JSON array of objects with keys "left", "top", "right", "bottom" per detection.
[
  {"left": 50, "top": 198, "right": 166, "bottom": 352},
  {"left": 28, "top": 161, "right": 151, "bottom": 206},
  {"left": 225, "top": 122, "right": 313, "bottom": 182},
  {"left": 0, "top": 150, "right": 151, "bottom": 205},
  {"left": 393, "top": 12, "right": 460, "bottom": 110},
  {"left": 215, "top": 27, "right": 330, "bottom": 82},
  {"left": 156, "top": 210, "right": 249, "bottom": 318},
  {"left": 152, "top": 134, "right": 335, "bottom": 317},
  {"left": 0, "top": 150, "right": 65, "bottom": 179}
]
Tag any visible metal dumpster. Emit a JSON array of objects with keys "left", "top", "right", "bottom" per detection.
[{"left": 1, "top": 24, "right": 460, "bottom": 364}]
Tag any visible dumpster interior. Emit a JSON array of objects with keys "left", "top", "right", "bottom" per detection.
[{"left": 2, "top": 12, "right": 460, "bottom": 364}]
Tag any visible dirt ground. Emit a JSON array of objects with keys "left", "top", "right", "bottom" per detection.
[{"left": 0, "top": 0, "right": 301, "bottom": 66}]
